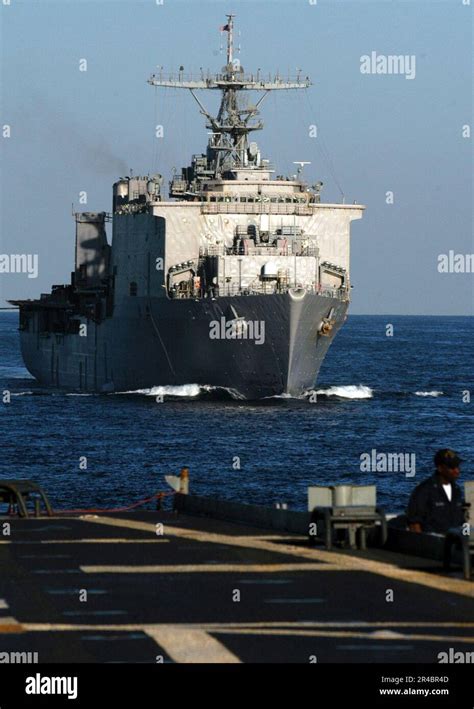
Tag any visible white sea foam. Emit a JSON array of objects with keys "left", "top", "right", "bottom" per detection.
[
  {"left": 119, "top": 384, "right": 204, "bottom": 397},
  {"left": 315, "top": 385, "right": 373, "bottom": 399},
  {"left": 266, "top": 392, "right": 297, "bottom": 399},
  {"left": 114, "top": 384, "right": 247, "bottom": 400},
  {"left": 414, "top": 390, "right": 444, "bottom": 397}
]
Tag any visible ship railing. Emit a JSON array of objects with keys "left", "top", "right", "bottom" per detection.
[
  {"left": 171, "top": 282, "right": 349, "bottom": 301},
  {"left": 213, "top": 162, "right": 276, "bottom": 171},
  {"left": 149, "top": 71, "right": 309, "bottom": 86},
  {"left": 200, "top": 245, "right": 319, "bottom": 257},
  {"left": 201, "top": 203, "right": 314, "bottom": 216}
]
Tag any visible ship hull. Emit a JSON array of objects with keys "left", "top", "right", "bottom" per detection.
[{"left": 18, "top": 291, "right": 347, "bottom": 399}]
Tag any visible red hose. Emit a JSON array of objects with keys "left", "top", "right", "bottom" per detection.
[{"left": 52, "top": 490, "right": 174, "bottom": 516}]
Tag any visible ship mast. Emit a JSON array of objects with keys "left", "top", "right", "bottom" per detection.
[
  {"left": 224, "top": 13, "right": 234, "bottom": 65},
  {"left": 147, "top": 14, "right": 311, "bottom": 177}
]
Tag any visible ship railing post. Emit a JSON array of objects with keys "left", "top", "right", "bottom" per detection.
[
  {"left": 172, "top": 467, "right": 189, "bottom": 516},
  {"left": 179, "top": 467, "right": 190, "bottom": 495}
]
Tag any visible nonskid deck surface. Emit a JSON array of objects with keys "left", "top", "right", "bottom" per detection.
[{"left": 0, "top": 511, "right": 472, "bottom": 663}]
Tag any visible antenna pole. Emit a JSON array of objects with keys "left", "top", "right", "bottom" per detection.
[{"left": 225, "top": 14, "right": 235, "bottom": 66}]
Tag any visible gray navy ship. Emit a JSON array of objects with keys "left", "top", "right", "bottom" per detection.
[{"left": 11, "top": 15, "right": 364, "bottom": 400}]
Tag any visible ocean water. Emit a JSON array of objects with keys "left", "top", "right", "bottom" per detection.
[{"left": 0, "top": 312, "right": 472, "bottom": 514}]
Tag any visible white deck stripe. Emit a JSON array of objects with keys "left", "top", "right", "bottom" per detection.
[{"left": 145, "top": 627, "right": 241, "bottom": 663}]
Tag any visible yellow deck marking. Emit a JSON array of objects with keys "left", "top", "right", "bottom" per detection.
[
  {"left": 23, "top": 620, "right": 474, "bottom": 632},
  {"left": 80, "top": 563, "right": 341, "bottom": 574},
  {"left": 0, "top": 617, "right": 25, "bottom": 634}
]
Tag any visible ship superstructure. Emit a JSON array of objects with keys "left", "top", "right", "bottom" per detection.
[{"left": 11, "top": 16, "right": 364, "bottom": 399}]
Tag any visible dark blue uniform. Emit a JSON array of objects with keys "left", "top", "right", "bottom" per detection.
[{"left": 407, "top": 473, "right": 464, "bottom": 533}]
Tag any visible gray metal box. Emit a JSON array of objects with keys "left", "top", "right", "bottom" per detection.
[{"left": 308, "top": 484, "right": 377, "bottom": 512}]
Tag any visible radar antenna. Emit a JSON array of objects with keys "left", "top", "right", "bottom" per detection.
[{"left": 147, "top": 15, "right": 311, "bottom": 176}]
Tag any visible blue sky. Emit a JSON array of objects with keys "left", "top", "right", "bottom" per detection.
[{"left": 0, "top": 0, "right": 472, "bottom": 314}]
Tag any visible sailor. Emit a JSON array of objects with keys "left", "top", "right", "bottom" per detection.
[{"left": 407, "top": 449, "right": 465, "bottom": 533}]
